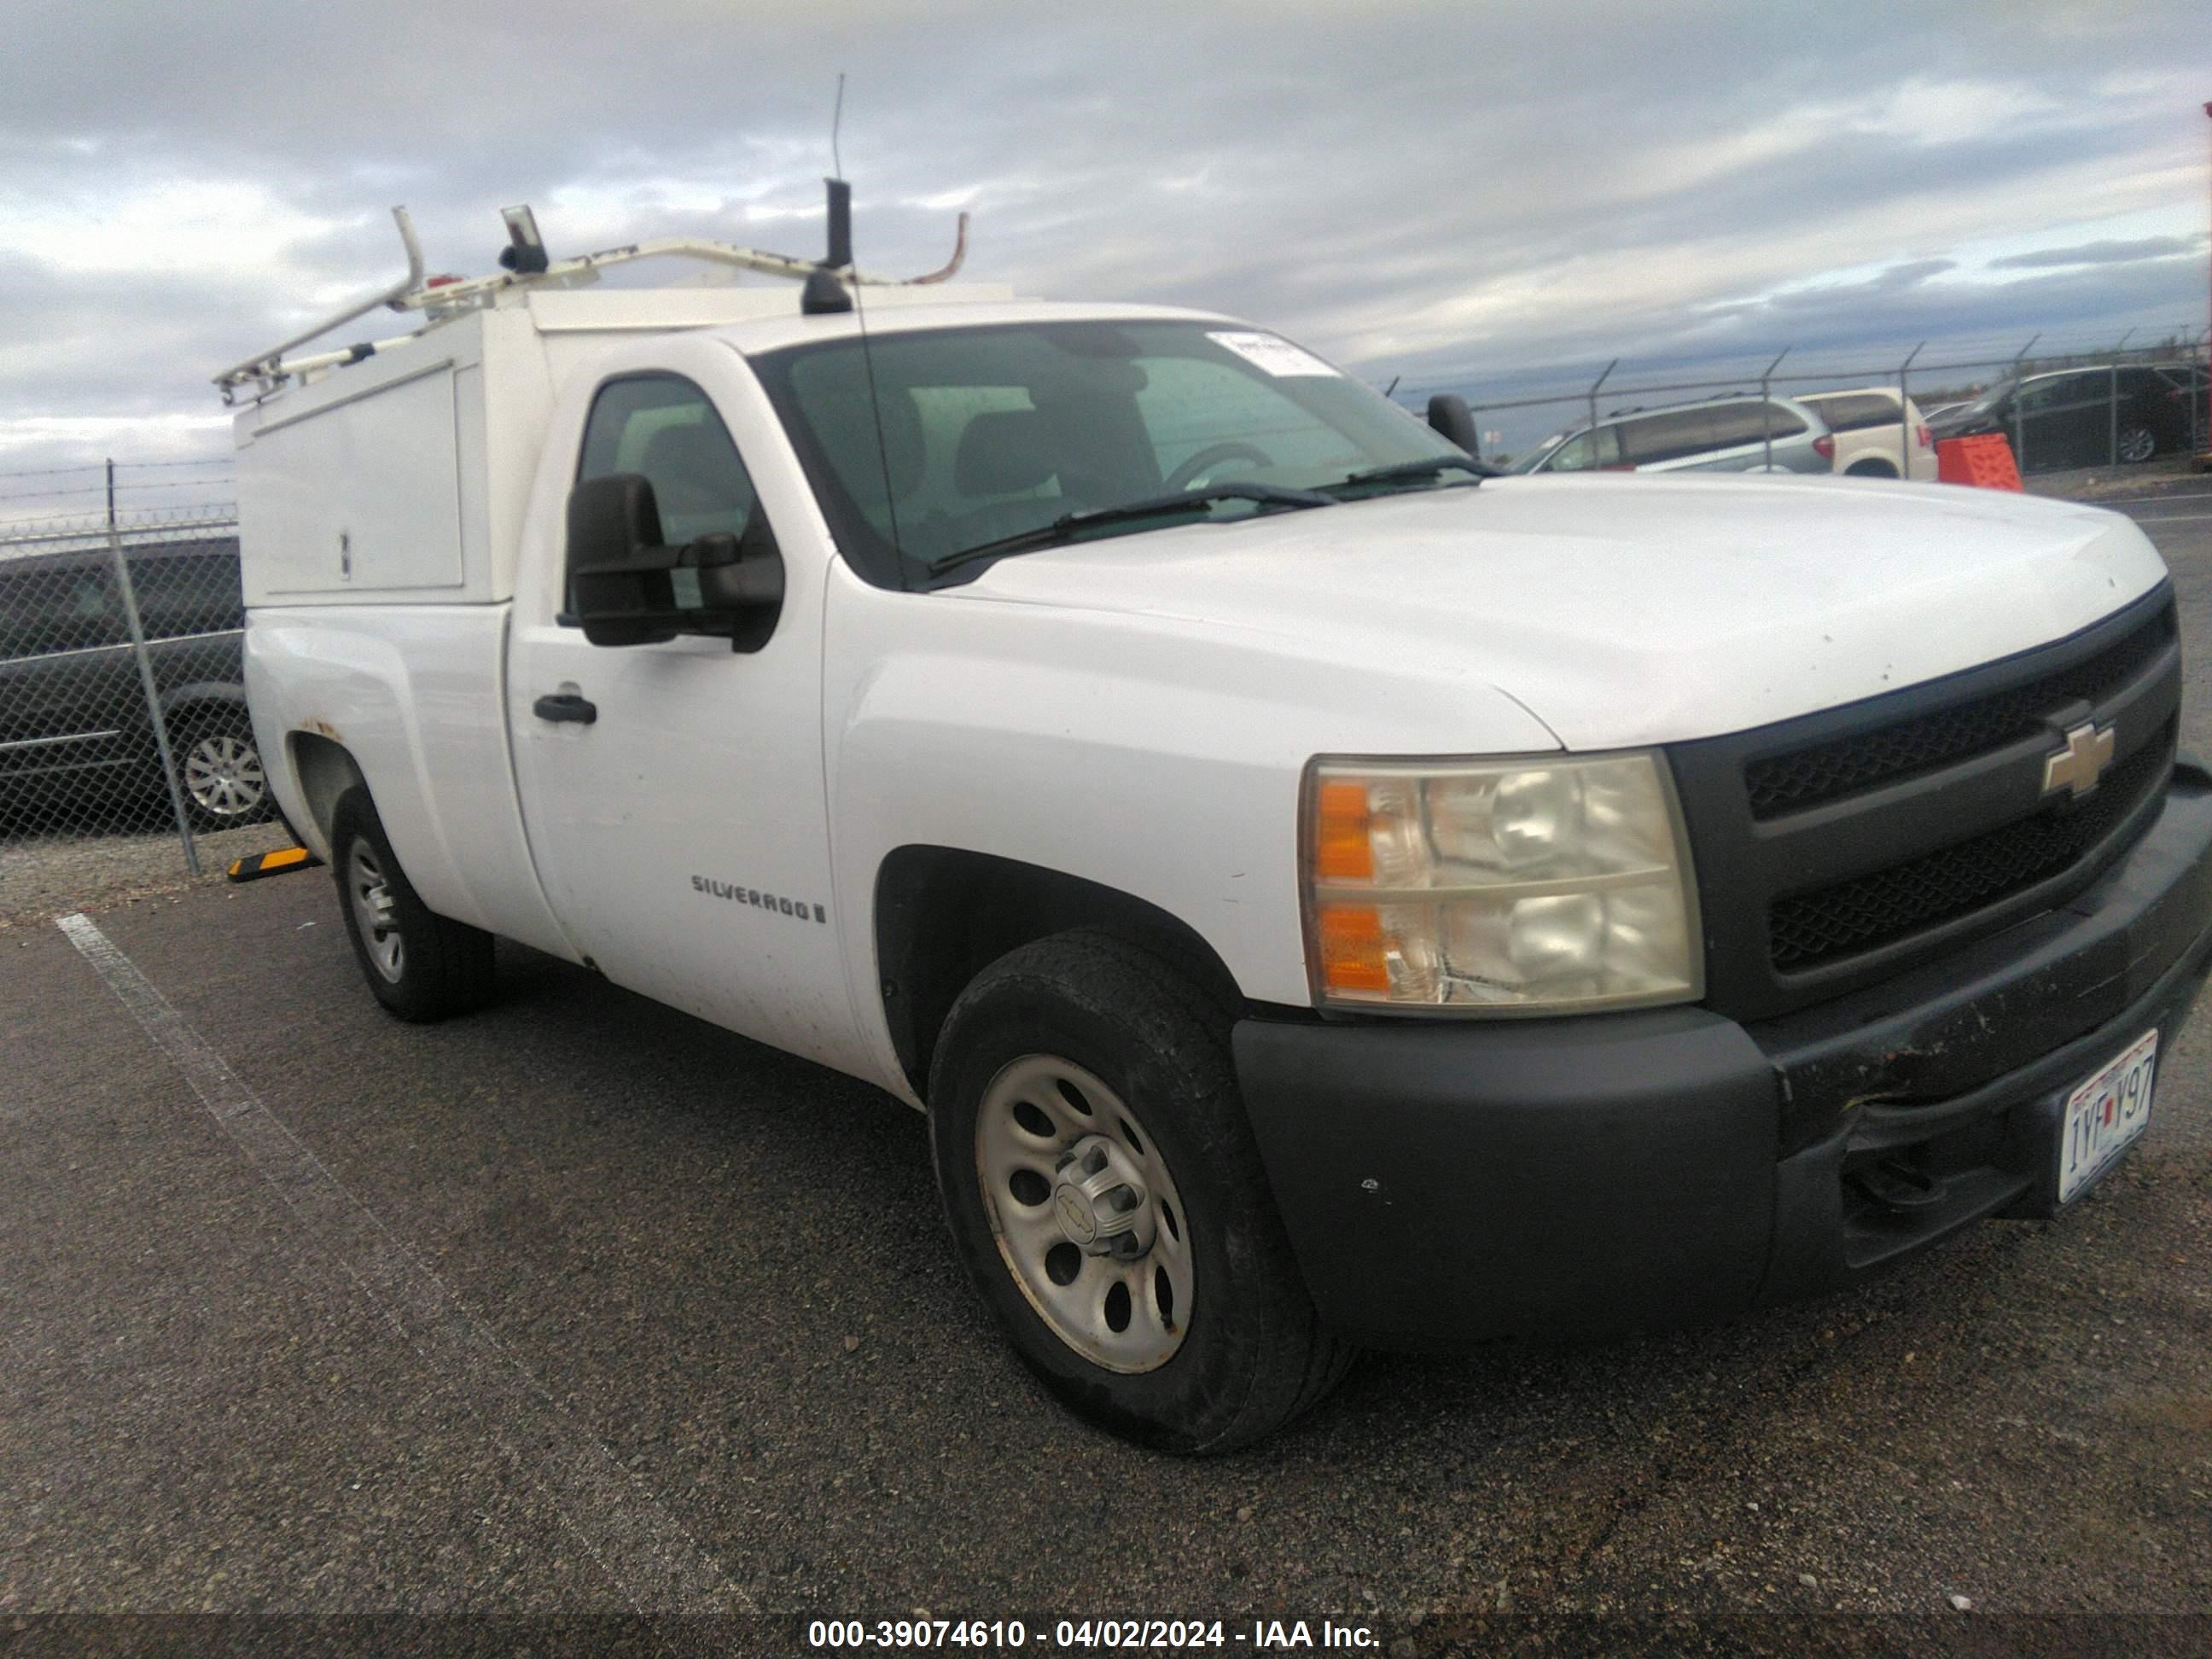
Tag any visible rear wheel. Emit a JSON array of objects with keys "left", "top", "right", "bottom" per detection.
[
  {"left": 928, "top": 930, "right": 1352, "bottom": 1452},
  {"left": 329, "top": 787, "right": 495, "bottom": 1022},
  {"left": 175, "top": 704, "right": 272, "bottom": 831}
]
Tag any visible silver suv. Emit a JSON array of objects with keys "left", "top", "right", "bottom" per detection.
[{"left": 1512, "top": 394, "right": 1837, "bottom": 475}]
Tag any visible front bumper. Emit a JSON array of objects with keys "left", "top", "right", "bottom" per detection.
[{"left": 1233, "top": 765, "right": 2212, "bottom": 1351}]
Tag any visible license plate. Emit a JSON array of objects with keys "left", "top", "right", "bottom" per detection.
[{"left": 2058, "top": 1027, "right": 2157, "bottom": 1205}]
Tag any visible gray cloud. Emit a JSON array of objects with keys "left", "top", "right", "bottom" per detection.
[
  {"left": 1988, "top": 235, "right": 2204, "bottom": 269},
  {"left": 0, "top": 0, "right": 2206, "bottom": 478}
]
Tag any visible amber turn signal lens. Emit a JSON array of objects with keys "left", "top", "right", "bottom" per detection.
[
  {"left": 1316, "top": 904, "right": 1389, "bottom": 992},
  {"left": 1314, "top": 780, "right": 1373, "bottom": 881}
]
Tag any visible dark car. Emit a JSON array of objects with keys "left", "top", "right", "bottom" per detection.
[
  {"left": 0, "top": 537, "right": 272, "bottom": 832},
  {"left": 1927, "top": 364, "right": 2208, "bottom": 471}
]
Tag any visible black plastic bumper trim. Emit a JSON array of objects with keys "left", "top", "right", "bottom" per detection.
[{"left": 1232, "top": 768, "right": 2212, "bottom": 1352}]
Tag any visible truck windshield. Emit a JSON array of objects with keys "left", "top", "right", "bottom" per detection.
[{"left": 752, "top": 319, "right": 1467, "bottom": 588}]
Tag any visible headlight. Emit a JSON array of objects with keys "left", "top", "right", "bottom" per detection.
[{"left": 1301, "top": 752, "right": 1701, "bottom": 1013}]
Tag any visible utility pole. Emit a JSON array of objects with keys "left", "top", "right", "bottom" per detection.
[{"left": 2201, "top": 102, "right": 2211, "bottom": 463}]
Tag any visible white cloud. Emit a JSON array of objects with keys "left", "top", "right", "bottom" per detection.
[
  {"left": 0, "top": 179, "right": 349, "bottom": 278},
  {"left": 0, "top": 0, "right": 2207, "bottom": 471}
]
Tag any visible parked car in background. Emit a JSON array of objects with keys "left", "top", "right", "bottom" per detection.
[
  {"left": 1511, "top": 394, "right": 1836, "bottom": 475},
  {"left": 1926, "top": 364, "right": 2208, "bottom": 472},
  {"left": 1794, "top": 387, "right": 1938, "bottom": 481},
  {"left": 0, "top": 538, "right": 271, "bottom": 831}
]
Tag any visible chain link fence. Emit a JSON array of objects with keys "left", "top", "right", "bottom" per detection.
[
  {"left": 6, "top": 329, "right": 2209, "bottom": 899},
  {"left": 1390, "top": 326, "right": 2211, "bottom": 476},
  {"left": 1, "top": 460, "right": 284, "bottom": 900}
]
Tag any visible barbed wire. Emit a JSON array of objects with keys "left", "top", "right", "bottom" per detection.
[
  {"left": 0, "top": 504, "right": 239, "bottom": 554},
  {"left": 0, "top": 458, "right": 234, "bottom": 486},
  {"left": 0, "top": 478, "right": 237, "bottom": 504},
  {"left": 1384, "top": 320, "right": 2212, "bottom": 407}
]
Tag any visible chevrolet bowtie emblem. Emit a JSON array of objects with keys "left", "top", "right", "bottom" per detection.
[{"left": 2042, "top": 721, "right": 2115, "bottom": 798}]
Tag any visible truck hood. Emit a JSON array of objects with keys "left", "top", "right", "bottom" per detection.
[{"left": 948, "top": 472, "right": 2166, "bottom": 749}]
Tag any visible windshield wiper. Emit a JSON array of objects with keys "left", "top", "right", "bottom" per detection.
[
  {"left": 1333, "top": 455, "right": 1501, "bottom": 491},
  {"left": 925, "top": 481, "right": 1336, "bottom": 578}
]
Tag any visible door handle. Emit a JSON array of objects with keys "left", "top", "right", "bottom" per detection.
[{"left": 533, "top": 692, "right": 598, "bottom": 725}]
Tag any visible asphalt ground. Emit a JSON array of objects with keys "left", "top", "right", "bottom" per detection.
[{"left": 5, "top": 490, "right": 2212, "bottom": 1657}]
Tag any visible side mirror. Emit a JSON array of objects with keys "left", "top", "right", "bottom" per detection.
[
  {"left": 563, "top": 474, "right": 784, "bottom": 651},
  {"left": 566, "top": 474, "right": 676, "bottom": 647},
  {"left": 1427, "top": 394, "right": 1482, "bottom": 458}
]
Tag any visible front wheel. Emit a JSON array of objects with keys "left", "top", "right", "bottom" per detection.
[
  {"left": 2117, "top": 423, "right": 2157, "bottom": 464},
  {"left": 928, "top": 931, "right": 1352, "bottom": 1452},
  {"left": 329, "top": 787, "right": 496, "bottom": 1022}
]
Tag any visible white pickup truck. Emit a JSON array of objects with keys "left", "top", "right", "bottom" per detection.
[{"left": 223, "top": 204, "right": 2212, "bottom": 1452}]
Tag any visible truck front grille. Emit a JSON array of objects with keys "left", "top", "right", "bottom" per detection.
[
  {"left": 1744, "top": 605, "right": 2174, "bottom": 818},
  {"left": 1768, "top": 721, "right": 2174, "bottom": 971},
  {"left": 1667, "top": 585, "right": 2182, "bottom": 1022}
]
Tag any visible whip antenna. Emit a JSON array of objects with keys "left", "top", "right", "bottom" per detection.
[{"left": 820, "top": 76, "right": 908, "bottom": 584}]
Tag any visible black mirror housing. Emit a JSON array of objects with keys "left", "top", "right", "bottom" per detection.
[
  {"left": 563, "top": 473, "right": 783, "bottom": 651},
  {"left": 1427, "top": 394, "right": 1482, "bottom": 458},
  {"left": 567, "top": 474, "right": 677, "bottom": 646}
]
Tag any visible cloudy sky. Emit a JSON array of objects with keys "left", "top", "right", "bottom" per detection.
[{"left": 2, "top": 0, "right": 2207, "bottom": 494}]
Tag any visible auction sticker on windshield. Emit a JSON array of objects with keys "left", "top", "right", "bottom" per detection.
[
  {"left": 2058, "top": 1027, "right": 2157, "bottom": 1205},
  {"left": 1207, "top": 330, "right": 1340, "bottom": 377}
]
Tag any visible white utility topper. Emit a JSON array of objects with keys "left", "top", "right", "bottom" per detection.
[{"left": 225, "top": 186, "right": 2212, "bottom": 1452}]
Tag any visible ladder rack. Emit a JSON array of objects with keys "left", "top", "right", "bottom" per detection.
[{"left": 214, "top": 185, "right": 967, "bottom": 404}]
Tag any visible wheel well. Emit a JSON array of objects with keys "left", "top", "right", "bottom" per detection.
[
  {"left": 288, "top": 731, "right": 368, "bottom": 849},
  {"left": 874, "top": 847, "right": 1247, "bottom": 1098},
  {"left": 1844, "top": 458, "right": 1898, "bottom": 477}
]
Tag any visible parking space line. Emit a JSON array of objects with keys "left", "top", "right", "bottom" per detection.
[
  {"left": 55, "top": 911, "right": 747, "bottom": 1615},
  {"left": 2127, "top": 512, "right": 2212, "bottom": 525}
]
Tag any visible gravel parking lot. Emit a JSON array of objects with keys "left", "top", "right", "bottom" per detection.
[{"left": 5, "top": 482, "right": 2212, "bottom": 1656}]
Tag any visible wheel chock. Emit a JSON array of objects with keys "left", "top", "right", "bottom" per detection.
[
  {"left": 1934, "top": 434, "right": 2023, "bottom": 491},
  {"left": 226, "top": 846, "right": 320, "bottom": 882}
]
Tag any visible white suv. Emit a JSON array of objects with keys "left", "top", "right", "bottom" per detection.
[
  {"left": 1795, "top": 388, "right": 1938, "bottom": 481},
  {"left": 1511, "top": 394, "right": 1835, "bottom": 475}
]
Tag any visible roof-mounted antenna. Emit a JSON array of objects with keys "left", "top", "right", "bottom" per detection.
[
  {"left": 802, "top": 180, "right": 855, "bottom": 315},
  {"left": 805, "top": 76, "right": 856, "bottom": 316},
  {"left": 822, "top": 73, "right": 907, "bottom": 585}
]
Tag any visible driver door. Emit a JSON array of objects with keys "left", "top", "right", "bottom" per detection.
[{"left": 507, "top": 346, "right": 855, "bottom": 1072}]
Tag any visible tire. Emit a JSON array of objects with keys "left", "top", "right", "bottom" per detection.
[
  {"left": 1844, "top": 459, "right": 1897, "bottom": 478},
  {"left": 2117, "top": 423, "right": 2157, "bottom": 465},
  {"left": 329, "top": 786, "right": 496, "bottom": 1022},
  {"left": 928, "top": 930, "right": 1353, "bottom": 1453},
  {"left": 173, "top": 703, "right": 274, "bottom": 832}
]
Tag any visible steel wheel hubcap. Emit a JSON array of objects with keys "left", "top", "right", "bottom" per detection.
[
  {"left": 183, "top": 733, "right": 265, "bottom": 817},
  {"left": 975, "top": 1054, "right": 1194, "bottom": 1373},
  {"left": 346, "top": 842, "right": 405, "bottom": 982}
]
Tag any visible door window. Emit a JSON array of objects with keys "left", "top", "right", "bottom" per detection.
[
  {"left": 0, "top": 564, "right": 120, "bottom": 658},
  {"left": 578, "top": 375, "right": 767, "bottom": 547},
  {"left": 1619, "top": 408, "right": 1718, "bottom": 466},
  {"left": 1802, "top": 393, "right": 1895, "bottom": 433},
  {"left": 125, "top": 550, "right": 243, "bottom": 640},
  {"left": 2017, "top": 375, "right": 2096, "bottom": 413},
  {"left": 573, "top": 374, "right": 775, "bottom": 614},
  {"left": 1706, "top": 403, "right": 1806, "bottom": 450},
  {"left": 1538, "top": 424, "right": 1623, "bottom": 472}
]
